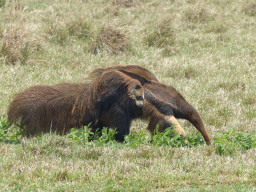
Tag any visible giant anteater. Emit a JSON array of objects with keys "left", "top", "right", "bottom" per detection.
[{"left": 89, "top": 65, "right": 211, "bottom": 145}]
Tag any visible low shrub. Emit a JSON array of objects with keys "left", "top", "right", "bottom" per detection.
[
  {"left": 214, "top": 130, "right": 256, "bottom": 156},
  {"left": 1, "top": 115, "right": 255, "bottom": 155},
  {"left": 0, "top": 116, "right": 22, "bottom": 142},
  {"left": 112, "top": 0, "right": 135, "bottom": 8},
  {"left": 46, "top": 17, "right": 91, "bottom": 43},
  {"left": 88, "top": 25, "right": 129, "bottom": 55},
  {"left": 0, "top": 0, "right": 6, "bottom": 7},
  {"left": 144, "top": 18, "right": 175, "bottom": 48},
  {"left": 66, "top": 126, "right": 117, "bottom": 145},
  {"left": 243, "top": 2, "right": 256, "bottom": 16}
]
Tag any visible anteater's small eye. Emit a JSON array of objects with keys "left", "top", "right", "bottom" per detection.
[
  {"left": 136, "top": 96, "right": 143, "bottom": 101},
  {"left": 135, "top": 85, "right": 141, "bottom": 90}
]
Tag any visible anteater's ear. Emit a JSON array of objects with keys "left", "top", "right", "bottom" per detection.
[
  {"left": 189, "top": 110, "right": 192, "bottom": 117},
  {"left": 144, "top": 88, "right": 174, "bottom": 116},
  {"left": 188, "top": 110, "right": 194, "bottom": 118}
]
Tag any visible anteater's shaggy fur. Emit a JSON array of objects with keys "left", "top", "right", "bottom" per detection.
[
  {"left": 89, "top": 65, "right": 211, "bottom": 144},
  {"left": 89, "top": 65, "right": 186, "bottom": 141},
  {"left": 7, "top": 70, "right": 144, "bottom": 140},
  {"left": 98, "top": 87, "right": 186, "bottom": 142}
]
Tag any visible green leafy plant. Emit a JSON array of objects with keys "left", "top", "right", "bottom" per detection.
[
  {"left": 124, "top": 129, "right": 149, "bottom": 147},
  {"left": 0, "top": 116, "right": 22, "bottom": 142},
  {"left": 186, "top": 134, "right": 205, "bottom": 147},
  {"left": 67, "top": 126, "right": 117, "bottom": 145},
  {"left": 151, "top": 125, "right": 187, "bottom": 147},
  {"left": 214, "top": 130, "right": 256, "bottom": 156},
  {"left": 151, "top": 125, "right": 205, "bottom": 147},
  {"left": 66, "top": 124, "right": 206, "bottom": 147},
  {"left": 0, "top": 116, "right": 10, "bottom": 140},
  {"left": 66, "top": 125, "right": 94, "bottom": 143},
  {"left": 95, "top": 127, "right": 117, "bottom": 145}
]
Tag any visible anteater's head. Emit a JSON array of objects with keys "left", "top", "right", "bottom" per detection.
[{"left": 126, "top": 79, "right": 144, "bottom": 109}]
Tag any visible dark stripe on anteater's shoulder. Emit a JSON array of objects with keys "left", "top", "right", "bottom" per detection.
[
  {"left": 88, "top": 65, "right": 158, "bottom": 85},
  {"left": 117, "top": 69, "right": 151, "bottom": 85},
  {"left": 144, "top": 88, "right": 174, "bottom": 116}
]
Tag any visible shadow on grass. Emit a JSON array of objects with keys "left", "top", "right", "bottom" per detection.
[{"left": 0, "top": 139, "right": 20, "bottom": 144}]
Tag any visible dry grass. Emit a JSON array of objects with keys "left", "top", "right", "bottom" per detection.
[
  {"left": 0, "top": 134, "right": 255, "bottom": 191},
  {"left": 243, "top": 1, "right": 256, "bottom": 16},
  {"left": 1, "top": 26, "right": 42, "bottom": 64},
  {"left": 89, "top": 24, "right": 129, "bottom": 55},
  {"left": 0, "top": 0, "right": 256, "bottom": 191},
  {"left": 45, "top": 12, "right": 91, "bottom": 43},
  {"left": 182, "top": 0, "right": 214, "bottom": 24},
  {"left": 0, "top": 0, "right": 6, "bottom": 7},
  {"left": 145, "top": 18, "right": 175, "bottom": 48},
  {"left": 112, "top": 0, "right": 136, "bottom": 8},
  {"left": 144, "top": 17, "right": 178, "bottom": 57},
  {"left": 0, "top": 1, "right": 42, "bottom": 65}
]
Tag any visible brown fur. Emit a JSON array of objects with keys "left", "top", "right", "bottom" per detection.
[
  {"left": 89, "top": 65, "right": 211, "bottom": 144},
  {"left": 7, "top": 70, "right": 144, "bottom": 138},
  {"left": 141, "top": 89, "right": 186, "bottom": 136},
  {"left": 143, "top": 81, "right": 211, "bottom": 145},
  {"left": 8, "top": 83, "right": 88, "bottom": 135},
  {"left": 98, "top": 88, "right": 186, "bottom": 138},
  {"left": 90, "top": 66, "right": 187, "bottom": 138},
  {"left": 89, "top": 64, "right": 158, "bottom": 84}
]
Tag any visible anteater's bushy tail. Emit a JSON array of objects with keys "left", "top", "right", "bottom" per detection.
[{"left": 7, "top": 83, "right": 90, "bottom": 136}]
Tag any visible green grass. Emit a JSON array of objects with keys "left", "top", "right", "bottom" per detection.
[
  {"left": 1, "top": 117, "right": 256, "bottom": 191},
  {"left": 0, "top": 0, "right": 256, "bottom": 191},
  {"left": 1, "top": 116, "right": 255, "bottom": 155}
]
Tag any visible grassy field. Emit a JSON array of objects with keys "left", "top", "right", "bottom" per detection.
[{"left": 0, "top": 0, "right": 256, "bottom": 191}]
